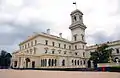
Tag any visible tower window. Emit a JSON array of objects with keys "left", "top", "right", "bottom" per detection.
[
  {"left": 74, "top": 16, "right": 77, "bottom": 21},
  {"left": 74, "top": 35, "right": 77, "bottom": 41},
  {"left": 81, "top": 34, "right": 84, "bottom": 41}
]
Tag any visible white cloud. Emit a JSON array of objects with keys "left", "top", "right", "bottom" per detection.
[{"left": 0, "top": 0, "right": 120, "bottom": 52}]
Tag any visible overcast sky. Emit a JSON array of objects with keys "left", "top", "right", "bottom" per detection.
[{"left": 0, "top": 0, "right": 120, "bottom": 53}]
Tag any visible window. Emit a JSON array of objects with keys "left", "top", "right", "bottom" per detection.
[
  {"left": 116, "top": 48, "right": 119, "bottom": 54},
  {"left": 75, "top": 60, "right": 76, "bottom": 65},
  {"left": 45, "top": 49, "right": 48, "bottom": 54},
  {"left": 69, "top": 45, "right": 71, "bottom": 50},
  {"left": 14, "top": 61, "right": 17, "bottom": 67},
  {"left": 64, "top": 44, "right": 66, "bottom": 49},
  {"left": 62, "top": 60, "right": 65, "bottom": 66},
  {"left": 31, "top": 41, "right": 33, "bottom": 46},
  {"left": 58, "top": 43, "right": 61, "bottom": 48},
  {"left": 28, "top": 43, "right": 30, "bottom": 48},
  {"left": 35, "top": 40, "right": 37, "bottom": 45},
  {"left": 75, "top": 45, "right": 77, "bottom": 50},
  {"left": 83, "top": 52, "right": 85, "bottom": 57},
  {"left": 52, "top": 42, "right": 55, "bottom": 46},
  {"left": 45, "top": 40, "right": 48, "bottom": 45},
  {"left": 34, "top": 48, "right": 36, "bottom": 54},
  {"left": 52, "top": 50, "right": 54, "bottom": 54},
  {"left": 83, "top": 45, "right": 84, "bottom": 49},
  {"left": 72, "top": 60, "right": 73, "bottom": 63},
  {"left": 81, "top": 34, "right": 84, "bottom": 41},
  {"left": 74, "top": 16, "right": 77, "bottom": 21},
  {"left": 30, "top": 49, "right": 32, "bottom": 54},
  {"left": 77, "top": 60, "right": 79, "bottom": 65},
  {"left": 75, "top": 52, "right": 78, "bottom": 55},
  {"left": 83, "top": 60, "right": 86, "bottom": 65},
  {"left": 74, "top": 35, "right": 77, "bottom": 41},
  {"left": 64, "top": 51, "right": 67, "bottom": 54},
  {"left": 58, "top": 50, "right": 61, "bottom": 54}
]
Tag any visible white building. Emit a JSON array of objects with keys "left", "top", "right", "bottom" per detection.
[
  {"left": 12, "top": 9, "right": 88, "bottom": 68},
  {"left": 12, "top": 9, "right": 120, "bottom": 68}
]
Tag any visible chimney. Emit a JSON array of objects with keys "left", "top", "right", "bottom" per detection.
[
  {"left": 47, "top": 29, "right": 50, "bottom": 34},
  {"left": 59, "top": 33, "right": 62, "bottom": 38}
]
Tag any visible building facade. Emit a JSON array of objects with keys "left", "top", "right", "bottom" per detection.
[
  {"left": 12, "top": 9, "right": 120, "bottom": 68},
  {"left": 12, "top": 9, "right": 88, "bottom": 68}
]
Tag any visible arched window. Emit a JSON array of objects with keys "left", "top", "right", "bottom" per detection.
[
  {"left": 74, "top": 16, "right": 77, "bottom": 21},
  {"left": 77, "top": 60, "right": 79, "bottom": 65},
  {"left": 52, "top": 59, "right": 54, "bottom": 66},
  {"left": 48, "top": 59, "right": 51, "bottom": 66},
  {"left": 75, "top": 60, "right": 76, "bottom": 65},
  {"left": 45, "top": 59, "right": 47, "bottom": 66},
  {"left": 55, "top": 59, "right": 57, "bottom": 66},
  {"left": 62, "top": 60, "right": 65, "bottom": 66}
]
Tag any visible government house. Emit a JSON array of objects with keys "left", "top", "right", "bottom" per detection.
[{"left": 11, "top": 9, "right": 120, "bottom": 68}]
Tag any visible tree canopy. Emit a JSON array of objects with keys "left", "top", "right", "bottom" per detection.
[
  {"left": 0, "top": 50, "right": 12, "bottom": 68},
  {"left": 90, "top": 44, "right": 113, "bottom": 63}
]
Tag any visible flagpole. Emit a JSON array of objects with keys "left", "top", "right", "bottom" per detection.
[{"left": 73, "top": 2, "right": 77, "bottom": 9}]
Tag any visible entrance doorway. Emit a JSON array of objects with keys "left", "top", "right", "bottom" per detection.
[
  {"left": 25, "top": 58, "right": 30, "bottom": 68},
  {"left": 32, "top": 61, "right": 35, "bottom": 68}
]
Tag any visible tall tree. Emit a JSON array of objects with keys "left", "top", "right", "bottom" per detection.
[
  {"left": 0, "top": 50, "right": 12, "bottom": 68},
  {"left": 90, "top": 44, "right": 113, "bottom": 63}
]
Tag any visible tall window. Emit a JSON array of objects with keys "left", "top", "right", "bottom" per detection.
[
  {"left": 62, "top": 60, "right": 65, "bottom": 66},
  {"left": 83, "top": 52, "right": 85, "bottom": 57},
  {"left": 34, "top": 47, "right": 36, "bottom": 54},
  {"left": 31, "top": 41, "right": 33, "bottom": 46},
  {"left": 81, "top": 34, "right": 84, "bottom": 41},
  {"left": 52, "top": 42, "right": 55, "bottom": 46},
  {"left": 58, "top": 43, "right": 61, "bottom": 48},
  {"left": 69, "top": 45, "right": 71, "bottom": 50},
  {"left": 28, "top": 43, "right": 30, "bottom": 48},
  {"left": 64, "top": 44, "right": 66, "bottom": 49},
  {"left": 74, "top": 16, "right": 77, "bottom": 21},
  {"left": 116, "top": 48, "right": 119, "bottom": 54},
  {"left": 75, "top": 45, "right": 77, "bottom": 50},
  {"left": 52, "top": 50, "right": 54, "bottom": 54},
  {"left": 45, "top": 40, "right": 48, "bottom": 45},
  {"left": 35, "top": 40, "right": 37, "bottom": 45},
  {"left": 74, "top": 35, "right": 77, "bottom": 41}
]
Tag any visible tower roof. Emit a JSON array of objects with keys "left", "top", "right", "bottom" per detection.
[{"left": 71, "top": 9, "right": 83, "bottom": 15}]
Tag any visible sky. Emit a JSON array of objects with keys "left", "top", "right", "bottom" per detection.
[{"left": 0, "top": 0, "right": 120, "bottom": 53}]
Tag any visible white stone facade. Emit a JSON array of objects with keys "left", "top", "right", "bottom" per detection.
[
  {"left": 12, "top": 9, "right": 88, "bottom": 68},
  {"left": 12, "top": 9, "right": 120, "bottom": 68}
]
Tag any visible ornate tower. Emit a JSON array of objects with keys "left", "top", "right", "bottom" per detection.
[
  {"left": 69, "top": 9, "right": 86, "bottom": 43},
  {"left": 69, "top": 9, "right": 87, "bottom": 59}
]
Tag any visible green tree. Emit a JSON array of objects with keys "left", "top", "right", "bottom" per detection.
[
  {"left": 90, "top": 44, "right": 113, "bottom": 63},
  {"left": 0, "top": 50, "right": 12, "bottom": 68}
]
